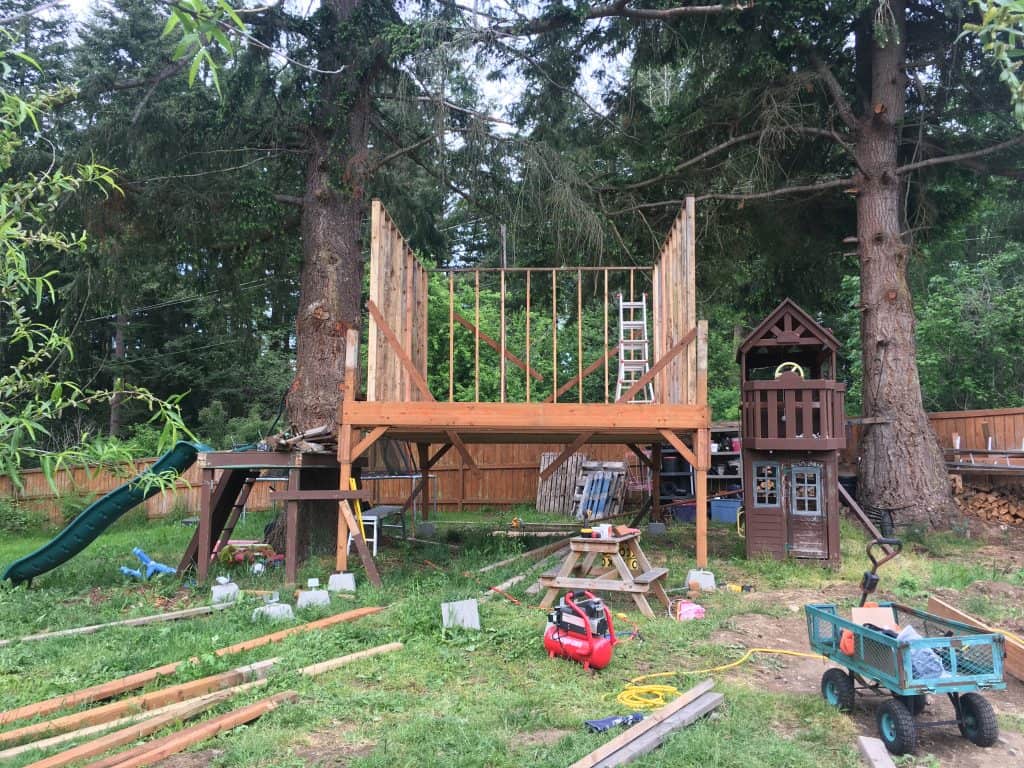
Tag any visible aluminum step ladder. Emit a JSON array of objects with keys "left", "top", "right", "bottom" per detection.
[{"left": 616, "top": 293, "right": 655, "bottom": 403}]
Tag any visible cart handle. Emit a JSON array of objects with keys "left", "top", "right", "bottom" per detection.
[{"left": 867, "top": 538, "right": 902, "bottom": 571}]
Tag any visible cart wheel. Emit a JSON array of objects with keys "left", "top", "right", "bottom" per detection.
[
  {"left": 898, "top": 694, "right": 927, "bottom": 716},
  {"left": 821, "top": 668, "right": 855, "bottom": 712},
  {"left": 957, "top": 693, "right": 999, "bottom": 747},
  {"left": 876, "top": 699, "right": 918, "bottom": 755}
]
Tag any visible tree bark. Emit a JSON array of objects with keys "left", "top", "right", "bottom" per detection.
[
  {"left": 855, "top": 0, "right": 957, "bottom": 529},
  {"left": 108, "top": 311, "right": 126, "bottom": 438},
  {"left": 269, "top": 0, "right": 378, "bottom": 557}
]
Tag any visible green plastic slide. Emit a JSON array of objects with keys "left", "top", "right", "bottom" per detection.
[{"left": 3, "top": 441, "right": 203, "bottom": 586}]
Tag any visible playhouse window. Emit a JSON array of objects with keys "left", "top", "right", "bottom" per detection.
[
  {"left": 791, "top": 466, "right": 822, "bottom": 516},
  {"left": 753, "top": 462, "right": 780, "bottom": 507}
]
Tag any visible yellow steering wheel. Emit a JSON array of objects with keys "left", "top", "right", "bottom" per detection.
[{"left": 774, "top": 361, "right": 806, "bottom": 379}]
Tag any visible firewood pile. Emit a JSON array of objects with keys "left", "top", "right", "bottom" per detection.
[{"left": 955, "top": 486, "right": 1024, "bottom": 526}]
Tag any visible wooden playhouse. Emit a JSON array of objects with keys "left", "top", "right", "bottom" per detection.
[{"left": 738, "top": 299, "right": 847, "bottom": 564}]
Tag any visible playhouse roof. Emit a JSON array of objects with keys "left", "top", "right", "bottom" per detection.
[{"left": 737, "top": 298, "right": 840, "bottom": 360}]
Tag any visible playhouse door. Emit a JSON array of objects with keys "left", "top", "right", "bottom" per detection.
[{"left": 787, "top": 466, "right": 828, "bottom": 558}]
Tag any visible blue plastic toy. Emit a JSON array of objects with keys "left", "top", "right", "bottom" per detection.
[{"left": 120, "top": 548, "right": 176, "bottom": 580}]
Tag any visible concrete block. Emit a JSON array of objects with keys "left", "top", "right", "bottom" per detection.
[
  {"left": 328, "top": 572, "right": 356, "bottom": 592},
  {"left": 646, "top": 522, "right": 667, "bottom": 536},
  {"left": 441, "top": 598, "right": 480, "bottom": 630}
]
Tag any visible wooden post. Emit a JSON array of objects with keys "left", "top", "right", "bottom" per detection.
[
  {"left": 285, "top": 463, "right": 300, "bottom": 585},
  {"left": 474, "top": 270, "right": 480, "bottom": 402},
  {"left": 577, "top": 268, "right": 583, "bottom": 404},
  {"left": 418, "top": 442, "right": 430, "bottom": 522},
  {"left": 196, "top": 467, "right": 214, "bottom": 583},
  {"left": 552, "top": 270, "right": 558, "bottom": 402},
  {"left": 448, "top": 272, "right": 454, "bottom": 402},
  {"left": 651, "top": 443, "right": 662, "bottom": 523},
  {"left": 525, "top": 270, "right": 532, "bottom": 403},
  {"left": 603, "top": 268, "right": 609, "bottom": 403},
  {"left": 695, "top": 427, "right": 710, "bottom": 568},
  {"left": 500, "top": 270, "right": 506, "bottom": 403}
]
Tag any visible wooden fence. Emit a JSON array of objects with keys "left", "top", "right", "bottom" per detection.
[{"left": 5, "top": 407, "right": 1024, "bottom": 522}]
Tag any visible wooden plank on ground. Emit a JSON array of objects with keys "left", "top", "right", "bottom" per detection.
[
  {"left": 592, "top": 691, "right": 723, "bottom": 767},
  {"left": 567, "top": 679, "right": 714, "bottom": 768},
  {"left": 81, "top": 691, "right": 297, "bottom": 768},
  {"left": 857, "top": 736, "right": 897, "bottom": 768},
  {"left": 477, "top": 538, "right": 572, "bottom": 574},
  {"left": 0, "top": 660, "right": 278, "bottom": 747},
  {"left": 0, "top": 682, "right": 266, "bottom": 763},
  {"left": 0, "top": 607, "right": 383, "bottom": 728},
  {"left": 296, "top": 642, "right": 404, "bottom": 678},
  {"left": 20, "top": 686, "right": 240, "bottom": 768},
  {"left": 0, "top": 604, "right": 234, "bottom": 648},
  {"left": 926, "top": 596, "right": 1024, "bottom": 681}
]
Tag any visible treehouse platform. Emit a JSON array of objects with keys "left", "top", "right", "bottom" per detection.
[{"left": 332, "top": 198, "right": 710, "bottom": 583}]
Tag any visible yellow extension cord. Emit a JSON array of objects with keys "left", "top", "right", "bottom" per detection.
[{"left": 616, "top": 647, "right": 828, "bottom": 709}]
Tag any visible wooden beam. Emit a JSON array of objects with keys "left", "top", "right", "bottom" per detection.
[
  {"left": 82, "top": 692, "right": 297, "bottom": 768},
  {"left": 837, "top": 483, "right": 893, "bottom": 555},
  {"left": 926, "top": 596, "right": 1024, "bottom": 682},
  {"left": 539, "top": 432, "right": 595, "bottom": 482},
  {"left": 0, "top": 660, "right": 278, "bottom": 747},
  {"left": 0, "top": 607, "right": 383, "bottom": 730},
  {"left": 367, "top": 300, "right": 476, "bottom": 469},
  {"left": 658, "top": 429, "right": 698, "bottom": 470},
  {"left": 212, "top": 606, "right": 384, "bottom": 657},
  {"left": 17, "top": 686, "right": 243, "bottom": 768},
  {"left": 625, "top": 443, "right": 653, "bottom": 469},
  {"left": 397, "top": 444, "right": 453, "bottom": 515},
  {"left": 0, "top": 605, "right": 233, "bottom": 648},
  {"left": 477, "top": 538, "right": 573, "bottom": 574},
  {"left": 543, "top": 347, "right": 618, "bottom": 403},
  {"left": 350, "top": 426, "right": 389, "bottom": 462},
  {"left": 567, "top": 679, "right": 714, "bottom": 768},
  {"left": 268, "top": 489, "right": 372, "bottom": 502},
  {"left": 296, "top": 642, "right": 404, "bottom": 678},
  {"left": 616, "top": 327, "right": 697, "bottom": 404},
  {"left": 367, "top": 300, "right": 432, "bottom": 400}
]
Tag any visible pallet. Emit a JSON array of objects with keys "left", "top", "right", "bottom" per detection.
[
  {"left": 572, "top": 461, "right": 627, "bottom": 520},
  {"left": 537, "top": 452, "right": 587, "bottom": 516}
]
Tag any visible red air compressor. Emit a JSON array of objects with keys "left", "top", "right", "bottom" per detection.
[{"left": 543, "top": 590, "right": 617, "bottom": 671}]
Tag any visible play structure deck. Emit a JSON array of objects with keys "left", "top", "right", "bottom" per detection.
[{"left": 332, "top": 198, "right": 710, "bottom": 581}]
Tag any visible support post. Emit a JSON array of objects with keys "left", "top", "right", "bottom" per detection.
[
  {"left": 197, "top": 467, "right": 214, "bottom": 584},
  {"left": 651, "top": 443, "right": 662, "bottom": 523},
  {"left": 695, "top": 427, "right": 710, "bottom": 568},
  {"left": 417, "top": 442, "right": 430, "bottom": 522},
  {"left": 285, "top": 464, "right": 299, "bottom": 586}
]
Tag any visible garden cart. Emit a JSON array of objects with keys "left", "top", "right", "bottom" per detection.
[{"left": 805, "top": 538, "right": 1006, "bottom": 755}]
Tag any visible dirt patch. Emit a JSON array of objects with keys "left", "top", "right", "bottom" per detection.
[
  {"left": 88, "top": 587, "right": 107, "bottom": 606},
  {"left": 514, "top": 729, "right": 573, "bottom": 748},
  {"left": 289, "top": 726, "right": 377, "bottom": 767},
  {"left": 156, "top": 748, "right": 223, "bottom": 767}
]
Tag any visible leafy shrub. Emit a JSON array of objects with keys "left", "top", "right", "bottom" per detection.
[{"left": 0, "top": 499, "right": 46, "bottom": 533}]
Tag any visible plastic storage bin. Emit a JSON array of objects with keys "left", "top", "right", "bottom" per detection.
[{"left": 710, "top": 498, "right": 742, "bottom": 523}]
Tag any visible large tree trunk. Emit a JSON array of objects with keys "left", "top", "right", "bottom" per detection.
[
  {"left": 855, "top": 0, "right": 957, "bottom": 529},
  {"left": 268, "top": 0, "right": 377, "bottom": 558}
]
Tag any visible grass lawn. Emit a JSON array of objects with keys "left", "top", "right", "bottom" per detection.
[{"left": 1, "top": 505, "right": 1023, "bottom": 767}]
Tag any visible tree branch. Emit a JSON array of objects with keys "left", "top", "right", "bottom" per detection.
[
  {"left": 809, "top": 52, "right": 858, "bottom": 131},
  {"left": 694, "top": 176, "right": 854, "bottom": 203},
  {"left": 485, "top": 0, "right": 746, "bottom": 37},
  {"left": 611, "top": 126, "right": 852, "bottom": 192},
  {"left": 273, "top": 194, "right": 305, "bottom": 206},
  {"left": 0, "top": 0, "right": 65, "bottom": 24},
  {"left": 896, "top": 134, "right": 1024, "bottom": 175}
]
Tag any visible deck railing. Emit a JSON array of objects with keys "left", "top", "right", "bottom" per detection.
[{"left": 741, "top": 377, "right": 846, "bottom": 450}]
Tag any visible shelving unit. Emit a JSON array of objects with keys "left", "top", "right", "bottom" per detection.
[
  {"left": 659, "top": 444, "right": 695, "bottom": 508},
  {"left": 708, "top": 422, "right": 743, "bottom": 496}
]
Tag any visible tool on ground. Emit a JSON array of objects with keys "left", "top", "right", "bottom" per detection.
[
  {"left": 544, "top": 590, "right": 617, "bottom": 671},
  {"left": 584, "top": 713, "right": 644, "bottom": 732}
]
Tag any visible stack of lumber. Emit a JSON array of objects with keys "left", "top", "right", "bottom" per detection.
[
  {"left": 0, "top": 609, "right": 399, "bottom": 768},
  {"left": 537, "top": 452, "right": 587, "bottom": 515},
  {"left": 567, "top": 679, "right": 722, "bottom": 768},
  {"left": 954, "top": 486, "right": 1024, "bottom": 526},
  {"left": 572, "top": 461, "right": 627, "bottom": 521}
]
